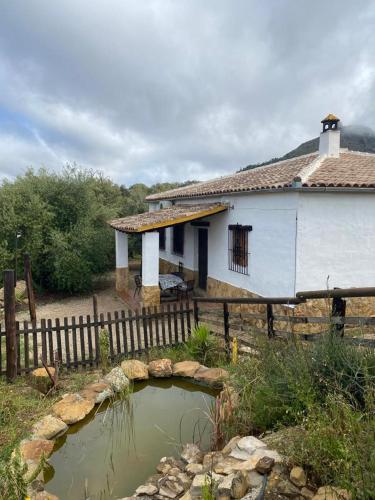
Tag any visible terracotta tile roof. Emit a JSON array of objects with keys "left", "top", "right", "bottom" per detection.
[
  {"left": 146, "top": 150, "right": 375, "bottom": 201},
  {"left": 109, "top": 203, "right": 227, "bottom": 233},
  {"left": 305, "top": 152, "right": 375, "bottom": 188},
  {"left": 146, "top": 153, "right": 319, "bottom": 201}
]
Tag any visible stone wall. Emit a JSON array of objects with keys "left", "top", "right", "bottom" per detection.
[
  {"left": 116, "top": 267, "right": 129, "bottom": 293},
  {"left": 141, "top": 285, "right": 161, "bottom": 307}
]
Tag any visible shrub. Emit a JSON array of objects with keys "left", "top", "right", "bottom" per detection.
[{"left": 185, "top": 325, "right": 222, "bottom": 366}]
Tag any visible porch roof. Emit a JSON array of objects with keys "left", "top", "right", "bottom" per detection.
[{"left": 109, "top": 203, "right": 228, "bottom": 233}]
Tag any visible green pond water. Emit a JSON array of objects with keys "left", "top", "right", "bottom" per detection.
[{"left": 45, "top": 379, "right": 217, "bottom": 500}]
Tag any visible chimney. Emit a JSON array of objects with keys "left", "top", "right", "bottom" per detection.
[{"left": 319, "top": 113, "right": 340, "bottom": 157}]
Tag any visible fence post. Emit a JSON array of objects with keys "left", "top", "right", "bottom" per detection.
[
  {"left": 223, "top": 302, "right": 230, "bottom": 360},
  {"left": 4, "top": 270, "right": 17, "bottom": 381},
  {"left": 24, "top": 253, "right": 36, "bottom": 323},
  {"left": 193, "top": 299, "right": 199, "bottom": 327},
  {"left": 266, "top": 304, "right": 275, "bottom": 338},
  {"left": 93, "top": 294, "right": 100, "bottom": 365},
  {"left": 332, "top": 296, "right": 346, "bottom": 337}
]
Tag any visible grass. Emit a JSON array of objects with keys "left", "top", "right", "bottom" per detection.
[
  {"left": 224, "top": 331, "right": 375, "bottom": 496},
  {"left": 0, "top": 370, "right": 97, "bottom": 463}
]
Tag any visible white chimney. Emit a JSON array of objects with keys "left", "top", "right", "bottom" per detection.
[{"left": 319, "top": 114, "right": 340, "bottom": 158}]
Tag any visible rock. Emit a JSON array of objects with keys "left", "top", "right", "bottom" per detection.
[
  {"left": 213, "top": 457, "right": 243, "bottom": 475},
  {"left": 31, "top": 415, "right": 68, "bottom": 440},
  {"left": 229, "top": 436, "right": 267, "bottom": 460},
  {"left": 266, "top": 471, "right": 301, "bottom": 498},
  {"left": 20, "top": 439, "right": 54, "bottom": 462},
  {"left": 177, "top": 472, "right": 192, "bottom": 490},
  {"left": 180, "top": 492, "right": 192, "bottom": 500},
  {"left": 145, "top": 474, "right": 163, "bottom": 487},
  {"left": 255, "top": 456, "right": 275, "bottom": 474},
  {"left": 193, "top": 367, "right": 228, "bottom": 388},
  {"left": 136, "top": 484, "right": 158, "bottom": 496},
  {"left": 233, "top": 448, "right": 282, "bottom": 473},
  {"left": 202, "top": 451, "right": 223, "bottom": 471},
  {"left": 148, "top": 358, "right": 173, "bottom": 378},
  {"left": 33, "top": 492, "right": 59, "bottom": 500},
  {"left": 301, "top": 487, "right": 315, "bottom": 498},
  {"left": 245, "top": 470, "right": 263, "bottom": 489},
  {"left": 121, "top": 359, "right": 149, "bottom": 380},
  {"left": 185, "top": 463, "right": 203, "bottom": 475},
  {"left": 290, "top": 466, "right": 307, "bottom": 488},
  {"left": 313, "top": 486, "right": 351, "bottom": 500},
  {"left": 231, "top": 472, "right": 248, "bottom": 498},
  {"left": 104, "top": 367, "right": 130, "bottom": 392},
  {"left": 190, "top": 473, "right": 224, "bottom": 498},
  {"left": 156, "top": 456, "right": 185, "bottom": 474},
  {"left": 172, "top": 361, "right": 201, "bottom": 378},
  {"left": 221, "top": 435, "right": 241, "bottom": 455},
  {"left": 158, "top": 476, "right": 185, "bottom": 498},
  {"left": 80, "top": 382, "right": 113, "bottom": 404},
  {"left": 181, "top": 443, "right": 204, "bottom": 464},
  {"left": 30, "top": 367, "right": 56, "bottom": 394},
  {"left": 52, "top": 393, "right": 95, "bottom": 424},
  {"left": 241, "top": 485, "right": 263, "bottom": 500}
]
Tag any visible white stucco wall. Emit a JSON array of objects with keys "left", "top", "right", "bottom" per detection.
[
  {"left": 115, "top": 230, "right": 128, "bottom": 268},
  {"left": 142, "top": 231, "right": 159, "bottom": 286},
  {"left": 157, "top": 192, "right": 299, "bottom": 297},
  {"left": 295, "top": 192, "right": 375, "bottom": 291}
]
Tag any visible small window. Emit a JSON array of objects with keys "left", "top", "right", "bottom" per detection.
[
  {"left": 228, "top": 224, "right": 252, "bottom": 274},
  {"left": 159, "top": 227, "right": 166, "bottom": 251},
  {"left": 172, "top": 224, "right": 184, "bottom": 256}
]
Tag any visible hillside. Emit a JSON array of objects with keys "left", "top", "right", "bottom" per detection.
[{"left": 241, "top": 125, "right": 375, "bottom": 172}]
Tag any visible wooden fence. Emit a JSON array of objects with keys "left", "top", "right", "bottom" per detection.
[
  {"left": 193, "top": 286, "right": 375, "bottom": 353},
  {"left": 0, "top": 299, "right": 193, "bottom": 378}
]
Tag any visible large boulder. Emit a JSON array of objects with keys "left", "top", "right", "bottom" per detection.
[
  {"left": 104, "top": 367, "right": 130, "bottom": 393},
  {"left": 172, "top": 361, "right": 201, "bottom": 378},
  {"left": 30, "top": 367, "right": 56, "bottom": 394},
  {"left": 193, "top": 366, "right": 228, "bottom": 388},
  {"left": 148, "top": 358, "right": 173, "bottom": 378},
  {"left": 31, "top": 415, "right": 68, "bottom": 440},
  {"left": 52, "top": 393, "right": 95, "bottom": 424},
  {"left": 19, "top": 439, "right": 54, "bottom": 462},
  {"left": 229, "top": 436, "right": 267, "bottom": 461},
  {"left": 121, "top": 359, "right": 149, "bottom": 380},
  {"left": 79, "top": 382, "right": 113, "bottom": 404}
]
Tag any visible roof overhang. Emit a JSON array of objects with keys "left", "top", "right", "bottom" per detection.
[{"left": 108, "top": 203, "right": 228, "bottom": 233}]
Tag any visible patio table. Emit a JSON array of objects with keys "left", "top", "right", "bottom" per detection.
[{"left": 159, "top": 273, "right": 184, "bottom": 291}]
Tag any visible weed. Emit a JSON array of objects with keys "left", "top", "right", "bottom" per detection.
[
  {"left": 185, "top": 324, "right": 222, "bottom": 366},
  {"left": 99, "top": 328, "right": 110, "bottom": 373}
]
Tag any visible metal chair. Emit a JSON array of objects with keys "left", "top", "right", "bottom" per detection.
[
  {"left": 134, "top": 275, "right": 142, "bottom": 297},
  {"left": 177, "top": 279, "right": 195, "bottom": 300}
]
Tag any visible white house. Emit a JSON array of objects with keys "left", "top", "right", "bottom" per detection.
[{"left": 110, "top": 114, "right": 375, "bottom": 309}]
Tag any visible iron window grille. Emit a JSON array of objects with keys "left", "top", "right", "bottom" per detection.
[
  {"left": 159, "top": 227, "right": 166, "bottom": 251},
  {"left": 172, "top": 223, "right": 185, "bottom": 256},
  {"left": 228, "top": 224, "right": 252, "bottom": 275}
]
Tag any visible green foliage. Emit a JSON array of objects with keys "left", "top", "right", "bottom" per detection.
[
  {"left": 285, "top": 395, "right": 375, "bottom": 497},
  {"left": 0, "top": 449, "right": 27, "bottom": 500},
  {"left": 185, "top": 325, "right": 222, "bottom": 366},
  {"left": 99, "top": 328, "right": 110, "bottom": 373}
]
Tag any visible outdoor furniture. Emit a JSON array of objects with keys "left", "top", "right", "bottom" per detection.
[
  {"left": 176, "top": 279, "right": 195, "bottom": 300},
  {"left": 159, "top": 273, "right": 184, "bottom": 291},
  {"left": 134, "top": 275, "right": 142, "bottom": 297}
]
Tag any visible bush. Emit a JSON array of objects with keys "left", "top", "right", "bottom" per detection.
[{"left": 185, "top": 325, "right": 222, "bottom": 366}]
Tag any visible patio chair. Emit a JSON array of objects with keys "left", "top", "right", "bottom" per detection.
[
  {"left": 177, "top": 279, "right": 195, "bottom": 300},
  {"left": 134, "top": 275, "right": 142, "bottom": 297}
]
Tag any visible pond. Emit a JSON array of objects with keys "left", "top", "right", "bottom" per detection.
[{"left": 45, "top": 379, "right": 217, "bottom": 499}]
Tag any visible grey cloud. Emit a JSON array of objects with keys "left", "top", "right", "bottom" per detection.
[{"left": 0, "top": 0, "right": 374, "bottom": 185}]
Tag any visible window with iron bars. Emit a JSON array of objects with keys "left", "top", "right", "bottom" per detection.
[{"left": 228, "top": 224, "right": 252, "bottom": 274}]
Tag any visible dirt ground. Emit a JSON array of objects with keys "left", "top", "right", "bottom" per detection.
[{"left": 15, "top": 273, "right": 127, "bottom": 323}]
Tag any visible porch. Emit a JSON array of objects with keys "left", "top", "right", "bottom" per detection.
[{"left": 109, "top": 203, "right": 228, "bottom": 307}]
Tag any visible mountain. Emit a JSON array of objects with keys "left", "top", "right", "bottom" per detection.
[{"left": 240, "top": 125, "right": 375, "bottom": 172}]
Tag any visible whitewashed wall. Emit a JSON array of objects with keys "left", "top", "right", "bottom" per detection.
[
  {"left": 296, "top": 192, "right": 375, "bottom": 291},
  {"left": 157, "top": 192, "right": 299, "bottom": 297}
]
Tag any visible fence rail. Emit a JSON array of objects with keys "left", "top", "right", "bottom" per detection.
[
  {"left": 0, "top": 300, "right": 193, "bottom": 377},
  {"left": 193, "top": 286, "right": 375, "bottom": 352}
]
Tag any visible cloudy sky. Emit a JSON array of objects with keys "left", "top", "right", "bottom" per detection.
[{"left": 0, "top": 1, "right": 374, "bottom": 186}]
